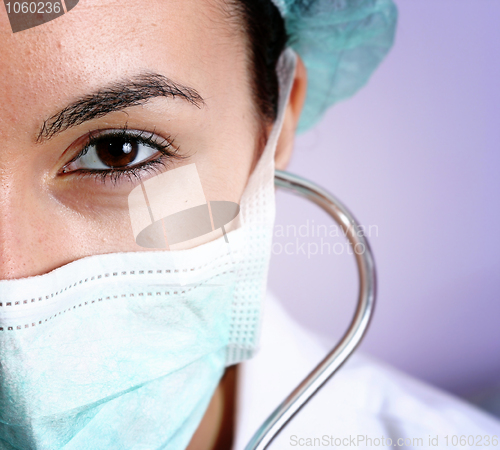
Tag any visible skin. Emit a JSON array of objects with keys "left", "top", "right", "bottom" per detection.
[{"left": 0, "top": 0, "right": 307, "bottom": 448}]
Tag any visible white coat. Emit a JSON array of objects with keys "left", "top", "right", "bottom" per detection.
[{"left": 234, "top": 293, "right": 500, "bottom": 449}]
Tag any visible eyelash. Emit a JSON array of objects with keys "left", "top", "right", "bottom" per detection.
[{"left": 63, "top": 127, "right": 185, "bottom": 185}]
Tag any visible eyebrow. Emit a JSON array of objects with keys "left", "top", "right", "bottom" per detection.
[{"left": 37, "top": 72, "right": 204, "bottom": 142}]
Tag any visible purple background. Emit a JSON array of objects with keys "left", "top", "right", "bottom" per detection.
[{"left": 268, "top": 0, "right": 500, "bottom": 398}]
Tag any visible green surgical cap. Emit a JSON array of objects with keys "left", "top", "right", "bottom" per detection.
[{"left": 271, "top": 0, "right": 398, "bottom": 132}]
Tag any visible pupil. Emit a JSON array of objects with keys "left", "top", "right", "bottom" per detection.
[{"left": 95, "top": 137, "right": 139, "bottom": 168}]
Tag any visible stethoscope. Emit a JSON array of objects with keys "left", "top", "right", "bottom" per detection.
[{"left": 245, "top": 170, "right": 377, "bottom": 450}]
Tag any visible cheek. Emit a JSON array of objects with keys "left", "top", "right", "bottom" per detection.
[
  {"left": 194, "top": 141, "right": 256, "bottom": 204},
  {"left": 187, "top": 107, "right": 261, "bottom": 205}
]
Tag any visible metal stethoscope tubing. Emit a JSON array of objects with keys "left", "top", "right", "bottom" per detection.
[{"left": 245, "top": 170, "right": 377, "bottom": 450}]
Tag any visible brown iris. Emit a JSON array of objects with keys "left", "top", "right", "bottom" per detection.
[{"left": 95, "top": 137, "right": 139, "bottom": 168}]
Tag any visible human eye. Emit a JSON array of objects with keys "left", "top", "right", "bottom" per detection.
[{"left": 60, "top": 127, "right": 184, "bottom": 185}]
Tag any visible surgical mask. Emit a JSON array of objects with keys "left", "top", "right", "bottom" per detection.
[{"left": 0, "top": 49, "right": 297, "bottom": 450}]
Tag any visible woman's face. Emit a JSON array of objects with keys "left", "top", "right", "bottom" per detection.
[{"left": 0, "top": 0, "right": 265, "bottom": 279}]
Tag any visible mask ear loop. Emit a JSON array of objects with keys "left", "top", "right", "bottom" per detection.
[{"left": 245, "top": 170, "right": 377, "bottom": 450}]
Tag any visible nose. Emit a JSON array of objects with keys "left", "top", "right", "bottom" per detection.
[{"left": 0, "top": 172, "right": 63, "bottom": 280}]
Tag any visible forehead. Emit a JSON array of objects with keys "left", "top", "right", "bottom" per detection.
[{"left": 0, "top": 0, "right": 248, "bottom": 138}]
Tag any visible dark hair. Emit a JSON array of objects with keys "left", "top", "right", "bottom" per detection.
[{"left": 228, "top": 0, "right": 289, "bottom": 126}]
